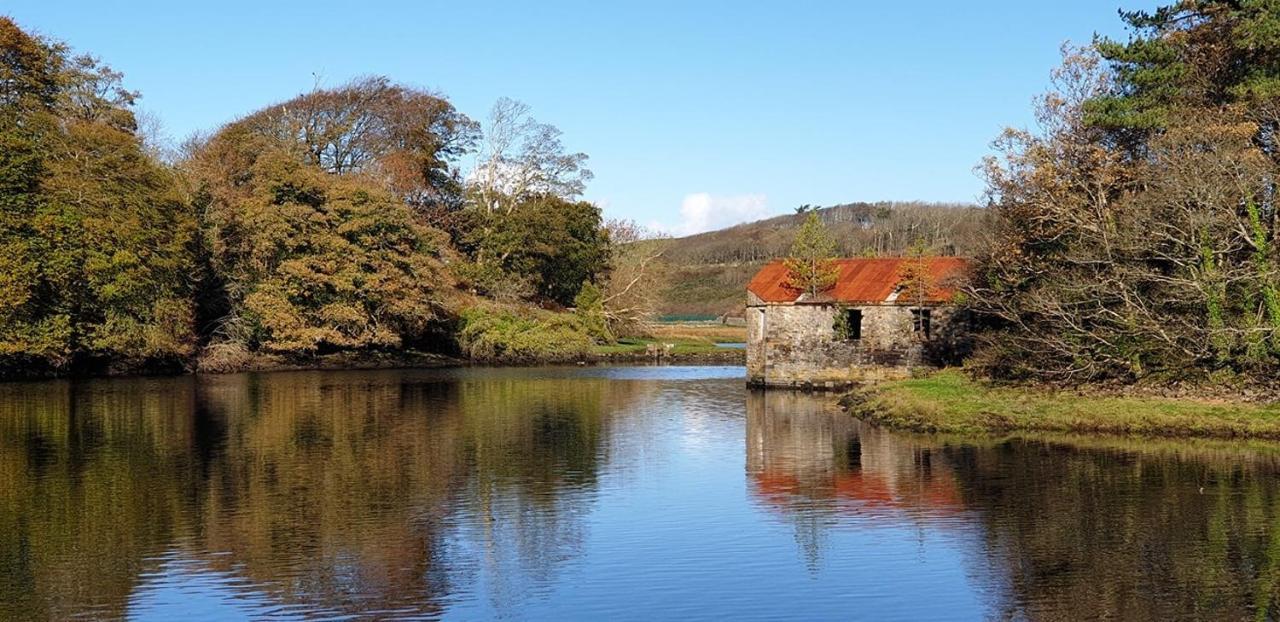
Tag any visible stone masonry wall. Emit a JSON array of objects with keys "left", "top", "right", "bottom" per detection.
[{"left": 746, "top": 303, "right": 958, "bottom": 388}]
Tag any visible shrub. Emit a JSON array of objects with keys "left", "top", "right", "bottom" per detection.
[
  {"left": 457, "top": 306, "right": 592, "bottom": 362},
  {"left": 573, "top": 281, "right": 613, "bottom": 344}
]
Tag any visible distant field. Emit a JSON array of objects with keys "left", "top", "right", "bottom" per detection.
[{"left": 647, "top": 322, "right": 746, "bottom": 344}]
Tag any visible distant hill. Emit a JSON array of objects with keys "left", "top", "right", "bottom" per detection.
[{"left": 648, "top": 201, "right": 989, "bottom": 319}]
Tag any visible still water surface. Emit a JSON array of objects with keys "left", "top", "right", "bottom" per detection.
[{"left": 2, "top": 365, "right": 1280, "bottom": 620}]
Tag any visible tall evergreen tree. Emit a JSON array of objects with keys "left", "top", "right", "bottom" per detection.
[{"left": 1086, "top": 1, "right": 1280, "bottom": 137}]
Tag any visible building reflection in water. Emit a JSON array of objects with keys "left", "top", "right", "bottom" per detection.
[
  {"left": 746, "top": 389, "right": 963, "bottom": 515},
  {"left": 9, "top": 369, "right": 1280, "bottom": 619},
  {"left": 745, "top": 387, "right": 1280, "bottom": 620}
]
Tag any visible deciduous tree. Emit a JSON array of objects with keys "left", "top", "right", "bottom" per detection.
[
  {"left": 196, "top": 152, "right": 451, "bottom": 356},
  {"left": 459, "top": 195, "right": 608, "bottom": 306},
  {"left": 970, "top": 5, "right": 1280, "bottom": 383},
  {"left": 601, "top": 219, "right": 667, "bottom": 334},
  {"left": 0, "top": 17, "right": 197, "bottom": 373},
  {"left": 471, "top": 97, "right": 592, "bottom": 214}
]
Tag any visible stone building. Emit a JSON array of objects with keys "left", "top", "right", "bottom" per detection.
[{"left": 746, "top": 257, "right": 970, "bottom": 388}]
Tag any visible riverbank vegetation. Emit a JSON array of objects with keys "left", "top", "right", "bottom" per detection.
[
  {"left": 0, "top": 17, "right": 683, "bottom": 376},
  {"left": 589, "top": 322, "right": 745, "bottom": 361},
  {"left": 968, "top": 2, "right": 1280, "bottom": 388},
  {"left": 845, "top": 370, "right": 1280, "bottom": 440}
]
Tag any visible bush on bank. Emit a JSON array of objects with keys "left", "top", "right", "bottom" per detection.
[{"left": 457, "top": 306, "right": 593, "bottom": 363}]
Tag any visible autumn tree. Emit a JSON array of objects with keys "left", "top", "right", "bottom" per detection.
[
  {"left": 194, "top": 77, "right": 479, "bottom": 224},
  {"left": 784, "top": 212, "right": 839, "bottom": 297},
  {"left": 0, "top": 17, "right": 197, "bottom": 374},
  {"left": 898, "top": 240, "right": 935, "bottom": 307},
  {"left": 188, "top": 83, "right": 463, "bottom": 361}
]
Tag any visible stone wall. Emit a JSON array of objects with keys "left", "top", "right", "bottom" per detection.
[{"left": 746, "top": 302, "right": 960, "bottom": 388}]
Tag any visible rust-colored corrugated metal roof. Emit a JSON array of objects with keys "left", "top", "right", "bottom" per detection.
[{"left": 747, "top": 257, "right": 970, "bottom": 304}]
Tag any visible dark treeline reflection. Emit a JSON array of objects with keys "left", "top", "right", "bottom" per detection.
[
  {"left": 0, "top": 369, "right": 648, "bottom": 620},
  {"left": 950, "top": 439, "right": 1280, "bottom": 620},
  {"left": 746, "top": 390, "right": 1280, "bottom": 621},
  {"left": 9, "top": 371, "right": 1280, "bottom": 620}
]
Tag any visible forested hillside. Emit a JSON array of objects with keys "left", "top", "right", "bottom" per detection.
[{"left": 650, "top": 202, "right": 988, "bottom": 318}]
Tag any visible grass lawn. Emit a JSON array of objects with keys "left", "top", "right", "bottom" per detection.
[{"left": 849, "top": 369, "right": 1280, "bottom": 440}]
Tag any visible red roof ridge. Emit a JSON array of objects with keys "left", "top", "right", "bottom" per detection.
[{"left": 747, "top": 256, "right": 970, "bottom": 305}]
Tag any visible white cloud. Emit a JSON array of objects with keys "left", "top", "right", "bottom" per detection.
[{"left": 655, "top": 193, "right": 771, "bottom": 237}]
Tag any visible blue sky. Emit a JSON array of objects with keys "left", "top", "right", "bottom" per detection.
[{"left": 6, "top": 1, "right": 1155, "bottom": 234}]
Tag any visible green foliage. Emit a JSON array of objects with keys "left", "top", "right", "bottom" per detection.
[
  {"left": 573, "top": 281, "right": 613, "bottom": 344},
  {"left": 0, "top": 17, "right": 617, "bottom": 373},
  {"left": 457, "top": 306, "right": 592, "bottom": 362},
  {"left": 1086, "top": 2, "right": 1280, "bottom": 134},
  {"left": 183, "top": 74, "right": 483, "bottom": 361},
  {"left": 832, "top": 308, "right": 853, "bottom": 340},
  {"left": 783, "top": 212, "right": 839, "bottom": 297},
  {"left": 1246, "top": 201, "right": 1280, "bottom": 334},
  {"left": 0, "top": 18, "right": 196, "bottom": 373},
  {"left": 461, "top": 196, "right": 609, "bottom": 306}
]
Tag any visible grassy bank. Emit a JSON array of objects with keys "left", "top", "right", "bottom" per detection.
[
  {"left": 458, "top": 306, "right": 595, "bottom": 363},
  {"left": 845, "top": 370, "right": 1280, "bottom": 440},
  {"left": 590, "top": 338, "right": 744, "bottom": 362}
]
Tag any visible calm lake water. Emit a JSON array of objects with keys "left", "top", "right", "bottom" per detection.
[{"left": 3, "top": 365, "right": 1280, "bottom": 621}]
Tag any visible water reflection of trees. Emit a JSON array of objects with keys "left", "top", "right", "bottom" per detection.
[
  {"left": 946, "top": 439, "right": 1280, "bottom": 620},
  {"left": 747, "top": 389, "right": 1280, "bottom": 619},
  {"left": 0, "top": 377, "right": 201, "bottom": 620},
  {"left": 0, "top": 369, "right": 644, "bottom": 619}
]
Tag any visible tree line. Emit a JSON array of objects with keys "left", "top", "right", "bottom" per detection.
[{"left": 0, "top": 17, "right": 620, "bottom": 375}]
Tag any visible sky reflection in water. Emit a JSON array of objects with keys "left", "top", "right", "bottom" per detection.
[{"left": 2, "top": 365, "right": 1279, "bottom": 620}]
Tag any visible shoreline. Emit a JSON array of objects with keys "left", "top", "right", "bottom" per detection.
[
  {"left": 0, "top": 349, "right": 745, "bottom": 382},
  {"left": 842, "top": 369, "right": 1280, "bottom": 441}
]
